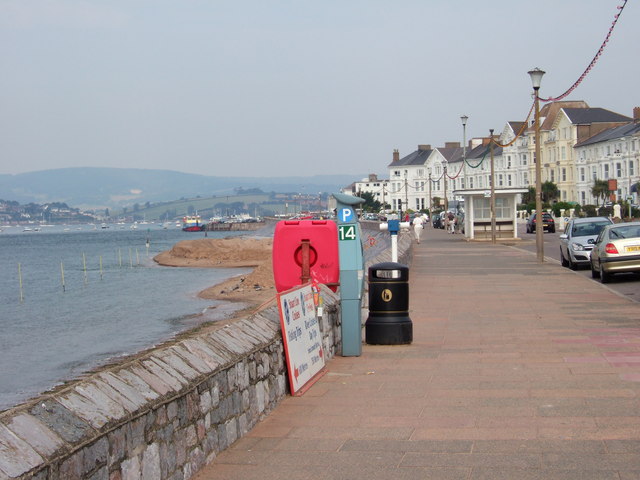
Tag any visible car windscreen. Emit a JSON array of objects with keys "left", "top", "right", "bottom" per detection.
[{"left": 572, "top": 221, "right": 611, "bottom": 237}]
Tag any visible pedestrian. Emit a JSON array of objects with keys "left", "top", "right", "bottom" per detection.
[
  {"left": 447, "top": 211, "right": 455, "bottom": 234},
  {"left": 412, "top": 214, "right": 424, "bottom": 243}
]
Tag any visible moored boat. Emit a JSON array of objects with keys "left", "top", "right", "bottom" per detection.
[{"left": 182, "top": 215, "right": 205, "bottom": 232}]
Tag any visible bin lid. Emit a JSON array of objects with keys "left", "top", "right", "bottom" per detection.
[{"left": 369, "top": 262, "right": 409, "bottom": 281}]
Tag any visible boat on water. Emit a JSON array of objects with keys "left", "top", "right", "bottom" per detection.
[{"left": 182, "top": 215, "right": 205, "bottom": 232}]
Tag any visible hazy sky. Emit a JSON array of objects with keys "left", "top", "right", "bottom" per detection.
[{"left": 1, "top": 0, "right": 637, "bottom": 178}]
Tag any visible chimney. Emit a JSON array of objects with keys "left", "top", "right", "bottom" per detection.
[
  {"left": 445, "top": 142, "right": 461, "bottom": 149},
  {"left": 634, "top": 107, "right": 640, "bottom": 123},
  {"left": 418, "top": 144, "right": 431, "bottom": 151},
  {"left": 392, "top": 149, "right": 399, "bottom": 163}
]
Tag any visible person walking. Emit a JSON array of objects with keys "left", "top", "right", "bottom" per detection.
[
  {"left": 412, "top": 214, "right": 424, "bottom": 243},
  {"left": 447, "top": 211, "right": 456, "bottom": 234}
]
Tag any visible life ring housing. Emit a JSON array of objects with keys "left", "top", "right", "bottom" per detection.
[{"left": 273, "top": 220, "right": 339, "bottom": 293}]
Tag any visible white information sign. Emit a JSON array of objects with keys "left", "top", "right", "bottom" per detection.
[{"left": 277, "top": 283, "right": 326, "bottom": 395}]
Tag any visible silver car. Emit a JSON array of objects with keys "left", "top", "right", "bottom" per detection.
[
  {"left": 559, "top": 217, "right": 613, "bottom": 270},
  {"left": 590, "top": 222, "right": 640, "bottom": 283}
]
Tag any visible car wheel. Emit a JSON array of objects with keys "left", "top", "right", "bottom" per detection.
[
  {"left": 568, "top": 255, "right": 577, "bottom": 271},
  {"left": 591, "top": 262, "right": 600, "bottom": 278},
  {"left": 600, "top": 264, "right": 611, "bottom": 284},
  {"left": 549, "top": 227, "right": 555, "bottom": 233},
  {"left": 560, "top": 249, "right": 569, "bottom": 267}
]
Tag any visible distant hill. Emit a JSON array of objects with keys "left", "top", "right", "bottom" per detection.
[{"left": 0, "top": 168, "right": 365, "bottom": 209}]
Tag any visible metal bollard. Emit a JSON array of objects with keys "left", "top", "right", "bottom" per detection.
[{"left": 365, "top": 262, "right": 412, "bottom": 345}]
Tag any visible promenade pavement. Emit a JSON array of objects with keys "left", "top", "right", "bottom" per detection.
[{"left": 193, "top": 226, "right": 640, "bottom": 480}]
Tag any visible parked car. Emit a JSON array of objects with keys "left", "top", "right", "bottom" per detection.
[
  {"left": 526, "top": 212, "right": 555, "bottom": 233},
  {"left": 590, "top": 222, "right": 640, "bottom": 283},
  {"left": 559, "top": 217, "right": 613, "bottom": 270}
]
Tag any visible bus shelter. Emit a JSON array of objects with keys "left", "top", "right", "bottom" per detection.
[{"left": 453, "top": 188, "right": 527, "bottom": 241}]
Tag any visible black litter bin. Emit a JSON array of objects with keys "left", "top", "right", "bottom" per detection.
[{"left": 365, "top": 262, "right": 412, "bottom": 345}]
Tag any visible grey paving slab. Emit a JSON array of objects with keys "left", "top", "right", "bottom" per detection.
[{"left": 193, "top": 228, "right": 640, "bottom": 480}]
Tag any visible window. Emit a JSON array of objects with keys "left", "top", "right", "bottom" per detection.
[
  {"left": 418, "top": 169, "right": 424, "bottom": 177},
  {"left": 630, "top": 160, "right": 635, "bottom": 176},
  {"left": 604, "top": 164, "right": 610, "bottom": 179},
  {"left": 561, "top": 146, "right": 566, "bottom": 160},
  {"left": 592, "top": 166, "right": 597, "bottom": 180},
  {"left": 498, "top": 174, "right": 503, "bottom": 187},
  {"left": 550, "top": 170, "right": 555, "bottom": 182},
  {"left": 580, "top": 168, "right": 585, "bottom": 182},
  {"left": 562, "top": 168, "right": 567, "bottom": 182},
  {"left": 616, "top": 163, "right": 622, "bottom": 177},
  {"left": 522, "top": 154, "right": 527, "bottom": 165},
  {"left": 507, "top": 156, "right": 512, "bottom": 168},
  {"left": 507, "top": 174, "right": 512, "bottom": 187},
  {"left": 469, "top": 177, "right": 474, "bottom": 188}
]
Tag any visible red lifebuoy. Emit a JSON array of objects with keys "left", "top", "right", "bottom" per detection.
[{"left": 273, "top": 220, "right": 339, "bottom": 293}]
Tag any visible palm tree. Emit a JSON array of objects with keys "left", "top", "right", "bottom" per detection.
[
  {"left": 541, "top": 181, "right": 559, "bottom": 204},
  {"left": 591, "top": 179, "right": 611, "bottom": 206}
]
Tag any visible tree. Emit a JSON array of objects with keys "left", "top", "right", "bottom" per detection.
[
  {"left": 591, "top": 179, "right": 612, "bottom": 206},
  {"left": 359, "top": 191, "right": 381, "bottom": 212},
  {"left": 541, "top": 181, "right": 559, "bottom": 204},
  {"left": 521, "top": 186, "right": 536, "bottom": 204}
]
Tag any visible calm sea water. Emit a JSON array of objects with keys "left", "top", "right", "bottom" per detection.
[{"left": 0, "top": 224, "right": 250, "bottom": 411}]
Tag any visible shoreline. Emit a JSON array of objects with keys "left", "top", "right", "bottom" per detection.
[{"left": 153, "top": 236, "right": 277, "bottom": 313}]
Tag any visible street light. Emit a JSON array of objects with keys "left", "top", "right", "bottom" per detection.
[
  {"left": 528, "top": 67, "right": 545, "bottom": 263},
  {"left": 489, "top": 128, "right": 496, "bottom": 244},
  {"left": 461, "top": 115, "right": 468, "bottom": 189},
  {"left": 443, "top": 160, "right": 448, "bottom": 212}
]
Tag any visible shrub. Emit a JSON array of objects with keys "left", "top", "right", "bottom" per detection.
[{"left": 583, "top": 205, "right": 597, "bottom": 217}]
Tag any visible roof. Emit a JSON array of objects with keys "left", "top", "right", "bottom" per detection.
[
  {"left": 508, "top": 121, "right": 527, "bottom": 135},
  {"left": 574, "top": 122, "right": 640, "bottom": 148},
  {"left": 436, "top": 146, "right": 464, "bottom": 163},
  {"left": 562, "top": 108, "right": 632, "bottom": 125},
  {"left": 388, "top": 148, "right": 432, "bottom": 167},
  {"left": 465, "top": 142, "right": 503, "bottom": 159},
  {"left": 533, "top": 100, "right": 590, "bottom": 131}
]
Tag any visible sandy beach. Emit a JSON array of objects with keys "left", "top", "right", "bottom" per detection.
[{"left": 153, "top": 236, "right": 276, "bottom": 310}]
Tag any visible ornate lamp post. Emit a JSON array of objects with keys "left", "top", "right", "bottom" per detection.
[
  {"left": 461, "top": 115, "right": 468, "bottom": 189},
  {"left": 443, "top": 160, "right": 448, "bottom": 212},
  {"left": 489, "top": 129, "right": 496, "bottom": 244},
  {"left": 528, "top": 67, "right": 545, "bottom": 263}
]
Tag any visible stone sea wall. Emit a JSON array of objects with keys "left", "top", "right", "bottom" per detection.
[
  {"left": 0, "top": 221, "right": 412, "bottom": 480},
  {"left": 0, "top": 288, "right": 341, "bottom": 480}
]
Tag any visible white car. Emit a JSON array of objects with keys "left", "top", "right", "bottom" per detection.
[{"left": 559, "top": 217, "right": 613, "bottom": 270}]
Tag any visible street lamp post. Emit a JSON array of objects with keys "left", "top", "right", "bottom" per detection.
[
  {"left": 528, "top": 67, "right": 545, "bottom": 263},
  {"left": 461, "top": 115, "right": 468, "bottom": 189},
  {"left": 443, "top": 160, "right": 448, "bottom": 212},
  {"left": 489, "top": 129, "right": 496, "bottom": 244}
]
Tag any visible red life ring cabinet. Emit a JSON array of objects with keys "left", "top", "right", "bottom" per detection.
[{"left": 273, "top": 220, "right": 339, "bottom": 293}]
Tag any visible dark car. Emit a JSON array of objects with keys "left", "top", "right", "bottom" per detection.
[{"left": 526, "top": 212, "right": 555, "bottom": 233}]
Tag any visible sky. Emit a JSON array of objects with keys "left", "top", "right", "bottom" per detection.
[{"left": 1, "top": 0, "right": 638, "bottom": 179}]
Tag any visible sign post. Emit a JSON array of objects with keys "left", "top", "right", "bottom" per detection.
[{"left": 332, "top": 192, "right": 365, "bottom": 356}]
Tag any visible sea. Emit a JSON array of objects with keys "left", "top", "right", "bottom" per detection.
[{"left": 0, "top": 223, "right": 252, "bottom": 411}]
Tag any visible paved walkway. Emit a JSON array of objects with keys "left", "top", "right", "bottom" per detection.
[{"left": 194, "top": 227, "right": 640, "bottom": 480}]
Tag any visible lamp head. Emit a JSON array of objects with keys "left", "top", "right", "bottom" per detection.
[
  {"left": 528, "top": 67, "right": 545, "bottom": 90},
  {"left": 461, "top": 115, "right": 468, "bottom": 126}
]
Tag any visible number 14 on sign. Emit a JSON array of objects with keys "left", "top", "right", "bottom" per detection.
[{"left": 338, "top": 224, "right": 356, "bottom": 241}]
